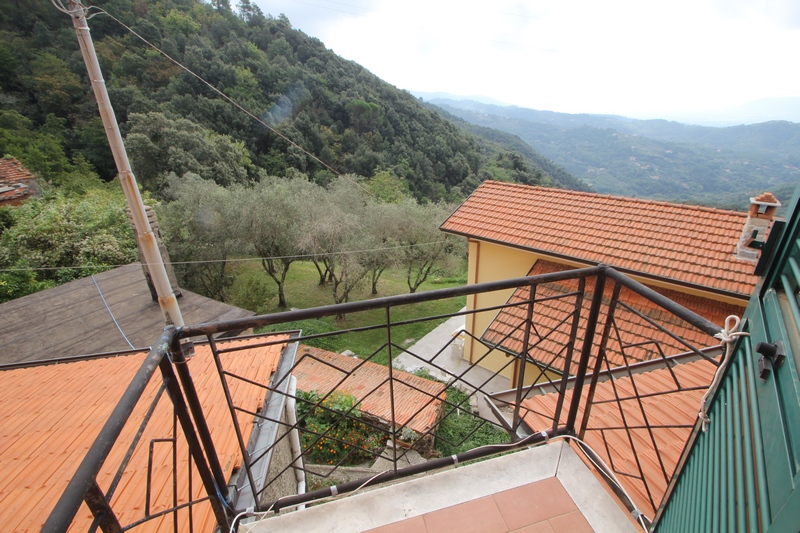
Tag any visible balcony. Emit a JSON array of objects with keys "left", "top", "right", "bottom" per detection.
[{"left": 43, "top": 265, "right": 731, "bottom": 532}]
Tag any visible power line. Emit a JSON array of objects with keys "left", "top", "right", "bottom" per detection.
[
  {"left": 91, "top": 275, "right": 136, "bottom": 349},
  {"left": 0, "top": 240, "right": 448, "bottom": 273}
]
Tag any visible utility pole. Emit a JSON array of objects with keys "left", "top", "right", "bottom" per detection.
[{"left": 63, "top": 0, "right": 184, "bottom": 327}]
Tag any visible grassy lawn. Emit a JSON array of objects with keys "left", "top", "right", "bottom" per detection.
[{"left": 226, "top": 260, "right": 467, "bottom": 366}]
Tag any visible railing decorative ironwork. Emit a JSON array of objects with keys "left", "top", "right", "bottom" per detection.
[{"left": 43, "top": 265, "right": 729, "bottom": 532}]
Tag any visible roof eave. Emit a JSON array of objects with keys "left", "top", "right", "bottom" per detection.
[{"left": 439, "top": 229, "right": 753, "bottom": 302}]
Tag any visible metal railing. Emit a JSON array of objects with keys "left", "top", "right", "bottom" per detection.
[{"left": 44, "top": 265, "right": 726, "bottom": 532}]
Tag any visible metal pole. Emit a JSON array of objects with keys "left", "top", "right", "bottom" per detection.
[{"left": 65, "top": 0, "right": 183, "bottom": 326}]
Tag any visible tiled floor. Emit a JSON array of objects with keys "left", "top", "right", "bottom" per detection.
[
  {"left": 364, "top": 477, "right": 594, "bottom": 533},
  {"left": 248, "top": 442, "right": 635, "bottom": 533}
]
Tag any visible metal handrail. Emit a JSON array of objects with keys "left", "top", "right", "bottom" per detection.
[{"left": 43, "top": 265, "right": 726, "bottom": 532}]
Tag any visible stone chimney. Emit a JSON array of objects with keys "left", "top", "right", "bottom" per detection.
[
  {"left": 127, "top": 205, "right": 182, "bottom": 301},
  {"left": 735, "top": 192, "right": 780, "bottom": 262}
]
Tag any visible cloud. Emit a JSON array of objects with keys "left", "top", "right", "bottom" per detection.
[{"left": 251, "top": 0, "right": 800, "bottom": 118}]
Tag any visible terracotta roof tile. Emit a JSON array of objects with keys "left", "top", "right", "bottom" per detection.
[
  {"left": 441, "top": 181, "right": 758, "bottom": 296},
  {"left": 0, "top": 335, "right": 288, "bottom": 532},
  {"left": 483, "top": 261, "right": 739, "bottom": 374},
  {"left": 520, "top": 357, "right": 717, "bottom": 516},
  {"left": 0, "top": 157, "right": 36, "bottom": 206},
  {"left": 293, "top": 346, "right": 446, "bottom": 434}
]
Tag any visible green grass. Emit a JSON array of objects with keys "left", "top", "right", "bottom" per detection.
[
  {"left": 435, "top": 387, "right": 510, "bottom": 456},
  {"left": 225, "top": 260, "right": 467, "bottom": 366}
]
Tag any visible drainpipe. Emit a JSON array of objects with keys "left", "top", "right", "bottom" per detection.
[
  {"left": 65, "top": 0, "right": 184, "bottom": 327},
  {"left": 285, "top": 375, "right": 306, "bottom": 509}
]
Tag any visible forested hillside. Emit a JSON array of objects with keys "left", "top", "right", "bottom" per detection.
[
  {"left": 433, "top": 99, "right": 800, "bottom": 209},
  {"left": 0, "top": 0, "right": 589, "bottom": 304},
  {"left": 0, "top": 0, "right": 582, "bottom": 201}
]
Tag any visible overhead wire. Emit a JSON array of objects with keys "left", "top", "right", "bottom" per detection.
[
  {"left": 91, "top": 274, "right": 136, "bottom": 349},
  {"left": 0, "top": 239, "right": 446, "bottom": 273}
]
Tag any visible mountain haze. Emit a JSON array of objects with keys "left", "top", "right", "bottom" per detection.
[{"left": 432, "top": 99, "right": 800, "bottom": 209}]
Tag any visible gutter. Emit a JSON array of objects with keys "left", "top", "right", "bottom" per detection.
[
  {"left": 439, "top": 230, "right": 752, "bottom": 303},
  {"left": 285, "top": 375, "right": 306, "bottom": 510}
]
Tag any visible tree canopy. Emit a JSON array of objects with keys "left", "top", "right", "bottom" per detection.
[{"left": 0, "top": 0, "right": 584, "bottom": 203}]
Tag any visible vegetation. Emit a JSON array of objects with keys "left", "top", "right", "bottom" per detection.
[
  {"left": 296, "top": 390, "right": 381, "bottom": 466},
  {"left": 0, "top": 0, "right": 589, "bottom": 302},
  {"left": 434, "top": 386, "right": 510, "bottom": 457},
  {"left": 0, "top": 0, "right": 582, "bottom": 204},
  {"left": 434, "top": 99, "right": 800, "bottom": 208},
  {"left": 252, "top": 261, "right": 467, "bottom": 366},
  {"left": 157, "top": 173, "right": 464, "bottom": 308},
  {"left": 0, "top": 172, "right": 137, "bottom": 302}
]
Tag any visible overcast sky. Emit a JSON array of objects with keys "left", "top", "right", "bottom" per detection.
[{"left": 252, "top": 0, "right": 800, "bottom": 121}]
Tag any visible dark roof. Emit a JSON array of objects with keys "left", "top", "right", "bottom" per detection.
[{"left": 0, "top": 263, "right": 255, "bottom": 364}]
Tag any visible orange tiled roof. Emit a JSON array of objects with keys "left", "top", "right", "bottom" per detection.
[
  {"left": 0, "top": 335, "right": 288, "bottom": 533},
  {"left": 520, "top": 357, "right": 717, "bottom": 517},
  {"left": 294, "top": 346, "right": 447, "bottom": 434},
  {"left": 440, "top": 181, "right": 757, "bottom": 296},
  {"left": 483, "top": 261, "right": 736, "bottom": 375},
  {"left": 0, "top": 157, "right": 36, "bottom": 206}
]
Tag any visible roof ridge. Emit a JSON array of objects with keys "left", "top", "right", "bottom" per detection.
[{"left": 479, "top": 180, "right": 748, "bottom": 216}]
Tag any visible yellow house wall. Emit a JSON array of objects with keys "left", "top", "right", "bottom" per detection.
[
  {"left": 462, "top": 238, "right": 749, "bottom": 385},
  {"left": 464, "top": 240, "right": 546, "bottom": 382}
]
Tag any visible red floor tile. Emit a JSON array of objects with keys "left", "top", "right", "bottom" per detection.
[
  {"left": 492, "top": 477, "right": 578, "bottom": 530},
  {"left": 510, "top": 521, "right": 556, "bottom": 533},
  {"left": 422, "top": 495, "right": 508, "bottom": 533},
  {"left": 548, "top": 510, "right": 595, "bottom": 533}
]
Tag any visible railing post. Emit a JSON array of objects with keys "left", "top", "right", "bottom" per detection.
[
  {"left": 385, "top": 307, "right": 398, "bottom": 472},
  {"left": 512, "top": 284, "right": 536, "bottom": 431},
  {"left": 169, "top": 338, "right": 229, "bottom": 501},
  {"left": 553, "top": 277, "right": 586, "bottom": 431},
  {"left": 566, "top": 266, "right": 607, "bottom": 432},
  {"left": 158, "top": 356, "right": 231, "bottom": 530},
  {"left": 578, "top": 282, "right": 621, "bottom": 438}
]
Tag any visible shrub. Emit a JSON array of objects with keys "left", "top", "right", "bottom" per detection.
[
  {"left": 297, "top": 390, "right": 382, "bottom": 466},
  {"left": 435, "top": 387, "right": 510, "bottom": 456}
]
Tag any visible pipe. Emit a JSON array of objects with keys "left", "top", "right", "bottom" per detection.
[
  {"left": 66, "top": 0, "right": 183, "bottom": 327},
  {"left": 285, "top": 375, "right": 306, "bottom": 509}
]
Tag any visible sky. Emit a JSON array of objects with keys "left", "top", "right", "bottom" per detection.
[{"left": 252, "top": 0, "right": 800, "bottom": 121}]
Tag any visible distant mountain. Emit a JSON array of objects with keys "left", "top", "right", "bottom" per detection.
[
  {"left": 411, "top": 91, "right": 511, "bottom": 107},
  {"left": 664, "top": 97, "right": 800, "bottom": 126},
  {"left": 430, "top": 99, "right": 800, "bottom": 209}
]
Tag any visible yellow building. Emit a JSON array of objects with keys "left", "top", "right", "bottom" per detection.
[{"left": 440, "top": 181, "right": 778, "bottom": 385}]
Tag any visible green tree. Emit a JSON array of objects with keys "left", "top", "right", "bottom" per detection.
[
  {"left": 30, "top": 53, "right": 82, "bottom": 117},
  {"left": 125, "top": 112, "right": 252, "bottom": 193},
  {"left": 157, "top": 173, "right": 240, "bottom": 301},
  {"left": 396, "top": 201, "right": 458, "bottom": 293},
  {"left": 239, "top": 176, "right": 318, "bottom": 308},
  {"left": 0, "top": 179, "right": 138, "bottom": 302}
]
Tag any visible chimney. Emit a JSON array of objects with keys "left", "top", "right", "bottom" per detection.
[
  {"left": 128, "top": 205, "right": 182, "bottom": 300},
  {"left": 735, "top": 192, "right": 780, "bottom": 262}
]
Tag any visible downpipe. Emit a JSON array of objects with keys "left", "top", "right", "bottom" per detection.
[{"left": 285, "top": 375, "right": 306, "bottom": 510}]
